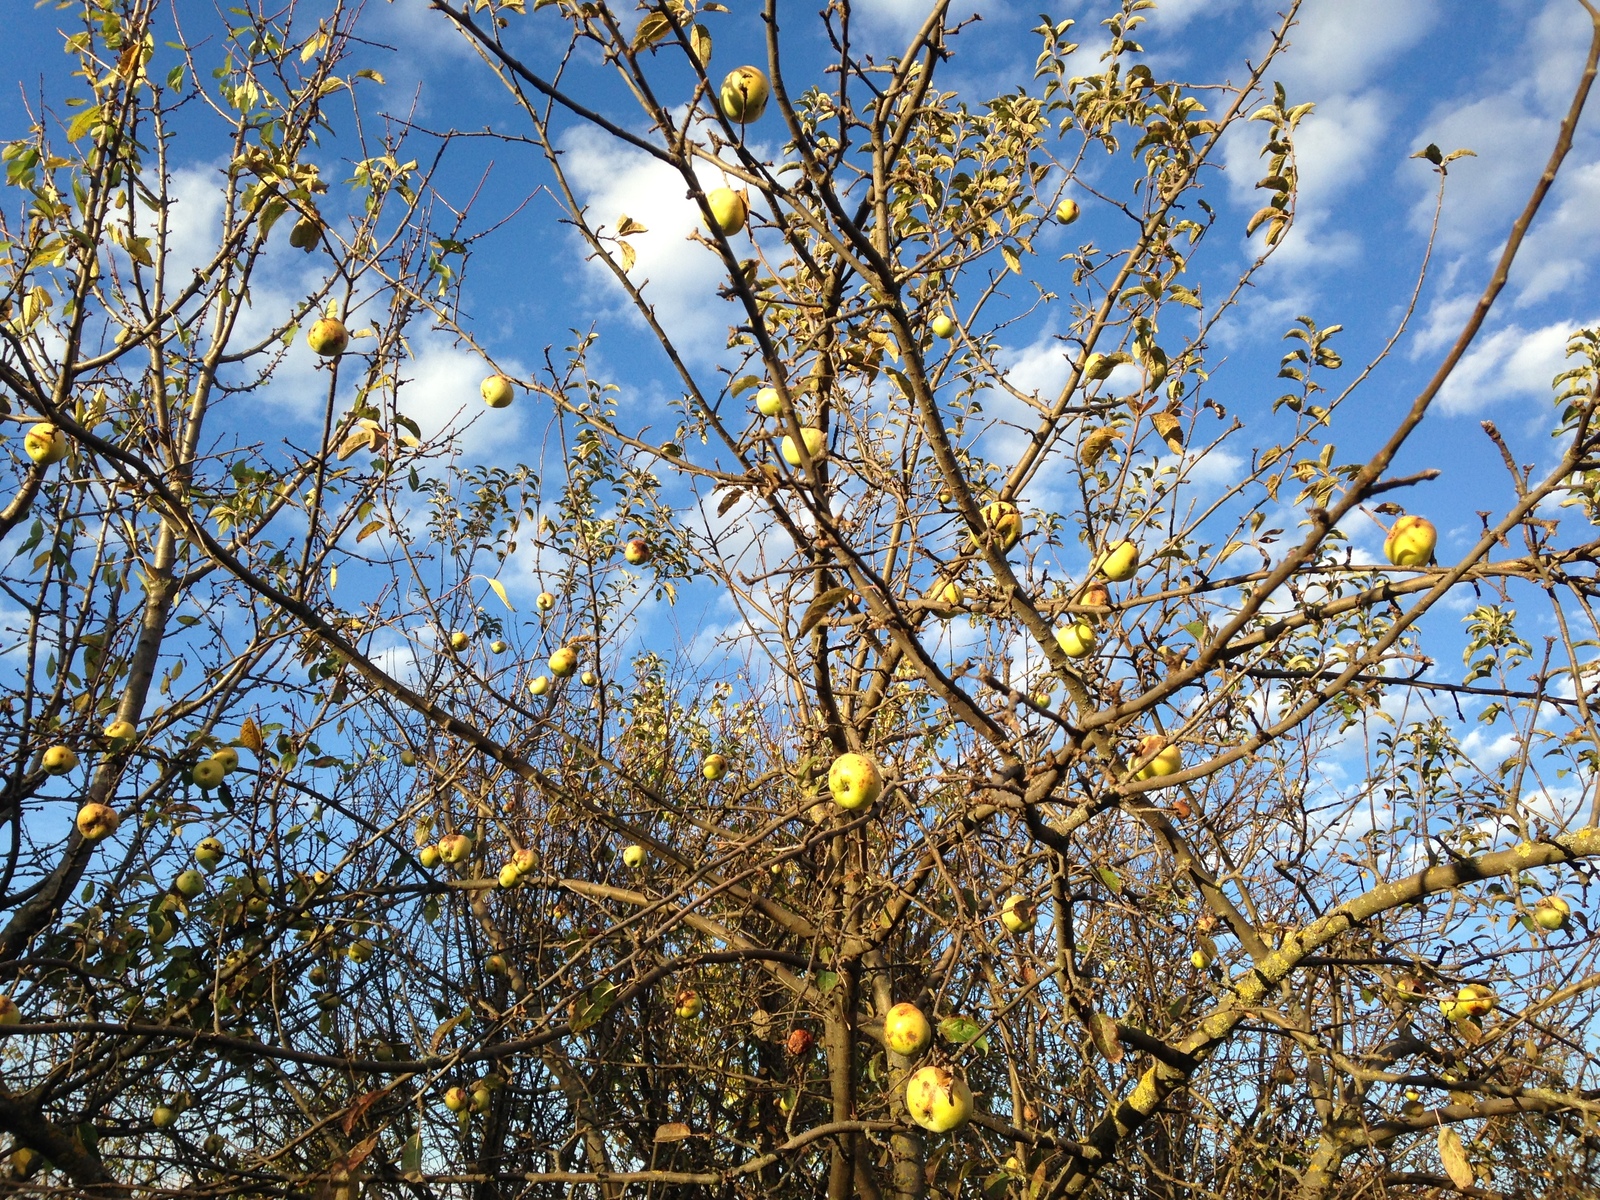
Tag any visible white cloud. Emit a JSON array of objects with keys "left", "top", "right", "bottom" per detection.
[
  {"left": 1434, "top": 317, "right": 1593, "bottom": 415},
  {"left": 561, "top": 127, "right": 753, "bottom": 360},
  {"left": 1277, "top": 0, "right": 1441, "bottom": 97}
]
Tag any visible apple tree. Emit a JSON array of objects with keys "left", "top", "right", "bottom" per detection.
[{"left": 0, "top": 0, "right": 1598, "bottom": 1198}]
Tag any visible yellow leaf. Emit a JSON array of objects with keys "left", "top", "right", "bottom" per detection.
[
  {"left": 1150, "top": 412, "right": 1184, "bottom": 454},
  {"left": 239, "top": 718, "right": 264, "bottom": 755},
  {"left": 485, "top": 577, "right": 514, "bottom": 611},
  {"left": 1437, "top": 1127, "right": 1475, "bottom": 1190}
]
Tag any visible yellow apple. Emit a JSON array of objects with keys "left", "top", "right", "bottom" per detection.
[
  {"left": 1056, "top": 197, "right": 1081, "bottom": 224},
  {"left": 882, "top": 1002, "right": 932, "bottom": 1056},
  {"left": 1095, "top": 540, "right": 1139, "bottom": 581},
  {"left": 1395, "top": 974, "right": 1429, "bottom": 1004},
  {"left": 548, "top": 646, "right": 579, "bottom": 678},
  {"left": 719, "top": 66, "right": 770, "bottom": 123},
  {"left": 438, "top": 832, "right": 474, "bottom": 864},
  {"left": 449, "top": 630, "right": 470, "bottom": 651},
  {"left": 529, "top": 674, "right": 551, "bottom": 696},
  {"left": 623, "top": 844, "right": 646, "bottom": 869},
  {"left": 1439, "top": 983, "right": 1495, "bottom": 1022},
  {"left": 498, "top": 863, "right": 521, "bottom": 888},
  {"left": 935, "top": 580, "right": 963, "bottom": 610},
  {"left": 195, "top": 837, "right": 224, "bottom": 871},
  {"left": 1132, "top": 734, "right": 1182, "bottom": 781},
  {"left": 1000, "top": 894, "right": 1036, "bottom": 934},
  {"left": 76, "top": 802, "right": 120, "bottom": 840},
  {"left": 705, "top": 187, "right": 748, "bottom": 235},
  {"left": 400, "top": 749, "right": 418, "bottom": 766},
  {"left": 23, "top": 422, "right": 69, "bottom": 465},
  {"left": 675, "top": 988, "right": 704, "bottom": 1019},
  {"left": 444, "top": 1086, "right": 470, "bottom": 1113},
  {"left": 1383, "top": 515, "right": 1437, "bottom": 567},
  {"left": 485, "top": 953, "right": 508, "bottom": 976},
  {"left": 624, "top": 537, "right": 652, "bottom": 565},
  {"left": 481, "top": 374, "right": 515, "bottom": 409},
  {"left": 1190, "top": 949, "right": 1211, "bottom": 969},
  {"left": 41, "top": 745, "right": 79, "bottom": 775},
  {"left": 418, "top": 844, "right": 442, "bottom": 869},
  {"left": 756, "top": 386, "right": 783, "bottom": 416},
  {"left": 11, "top": 1146, "right": 40, "bottom": 1178},
  {"left": 211, "top": 747, "right": 239, "bottom": 774},
  {"left": 931, "top": 313, "right": 956, "bottom": 339},
  {"left": 1054, "top": 620, "right": 1096, "bottom": 658},
  {"left": 103, "top": 719, "right": 136, "bottom": 745},
  {"left": 1082, "top": 582, "right": 1111, "bottom": 615},
  {"left": 828, "top": 752, "right": 883, "bottom": 810},
  {"left": 191, "top": 759, "right": 225, "bottom": 790},
  {"left": 152, "top": 1104, "right": 179, "bottom": 1128},
  {"left": 536, "top": 591, "right": 557, "bottom": 611},
  {"left": 174, "top": 869, "right": 206, "bottom": 899},
  {"left": 580, "top": 669, "right": 598, "bottom": 687},
  {"left": 905, "top": 1065, "right": 973, "bottom": 1133},
  {"left": 781, "top": 426, "right": 826, "bottom": 465},
  {"left": 0, "top": 996, "right": 21, "bottom": 1027},
  {"left": 489, "top": 639, "right": 508, "bottom": 654},
  {"left": 470, "top": 1087, "right": 492, "bottom": 1113},
  {"left": 347, "top": 938, "right": 375, "bottom": 963},
  {"left": 976, "top": 500, "right": 1022, "bottom": 551},
  {"left": 1533, "top": 895, "right": 1570, "bottom": 931},
  {"left": 703, "top": 753, "right": 729, "bottom": 781},
  {"left": 306, "top": 316, "right": 348, "bottom": 356}
]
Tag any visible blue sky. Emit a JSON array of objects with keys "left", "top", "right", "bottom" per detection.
[{"left": 4, "top": 0, "right": 1598, "bottom": 703}]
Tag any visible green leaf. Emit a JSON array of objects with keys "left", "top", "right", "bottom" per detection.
[
  {"left": 1097, "top": 866, "right": 1123, "bottom": 893},
  {"left": 938, "top": 1015, "right": 988, "bottom": 1052}
]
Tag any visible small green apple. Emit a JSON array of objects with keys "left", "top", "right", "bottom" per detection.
[
  {"left": 1000, "top": 894, "right": 1036, "bottom": 934},
  {"left": 490, "top": 639, "right": 508, "bottom": 654},
  {"left": 41, "top": 745, "right": 79, "bottom": 775},
  {"left": 623, "top": 843, "right": 646, "bottom": 869},
  {"left": 1440, "top": 983, "right": 1495, "bottom": 1022},
  {"left": 347, "top": 938, "right": 375, "bottom": 963},
  {"left": 974, "top": 500, "right": 1022, "bottom": 551},
  {"left": 780, "top": 426, "right": 826, "bottom": 466},
  {"left": 529, "top": 674, "right": 551, "bottom": 696},
  {"left": 211, "top": 747, "right": 239, "bottom": 775},
  {"left": 548, "top": 647, "right": 578, "bottom": 678},
  {"left": 828, "top": 752, "right": 883, "bottom": 810},
  {"left": 481, "top": 374, "right": 515, "bottom": 409},
  {"left": 0, "top": 996, "right": 21, "bottom": 1026},
  {"left": 24, "top": 422, "right": 69, "bottom": 465},
  {"left": 756, "top": 386, "right": 782, "bottom": 416},
  {"left": 1054, "top": 620, "right": 1096, "bottom": 658},
  {"left": 485, "top": 953, "right": 508, "bottom": 975},
  {"left": 719, "top": 66, "right": 770, "bottom": 123},
  {"left": 152, "top": 1104, "right": 179, "bottom": 1129},
  {"left": 580, "top": 669, "right": 598, "bottom": 687},
  {"left": 174, "top": 869, "right": 206, "bottom": 899},
  {"left": 624, "top": 537, "right": 652, "bottom": 565},
  {"left": 449, "top": 630, "right": 470, "bottom": 651},
  {"left": 438, "top": 832, "right": 474, "bottom": 864},
  {"left": 76, "top": 802, "right": 120, "bottom": 840},
  {"left": 536, "top": 591, "right": 557, "bottom": 612},
  {"left": 1056, "top": 197, "right": 1081, "bottom": 223},
  {"left": 103, "top": 719, "right": 136, "bottom": 744},
  {"left": 191, "top": 759, "right": 225, "bottom": 790},
  {"left": 418, "top": 844, "right": 442, "bottom": 869},
  {"left": 905, "top": 1065, "right": 973, "bottom": 1133},
  {"left": 702, "top": 753, "right": 729, "bottom": 781},
  {"left": 705, "top": 187, "right": 748, "bottom": 235},
  {"left": 1096, "top": 540, "right": 1139, "bottom": 581},
  {"left": 498, "top": 862, "right": 521, "bottom": 888},
  {"left": 1132, "top": 734, "right": 1181, "bottom": 781},
  {"left": 400, "top": 749, "right": 418, "bottom": 766},
  {"left": 675, "top": 988, "right": 704, "bottom": 1019},
  {"left": 1533, "top": 896, "right": 1571, "bottom": 931},
  {"left": 1383, "top": 515, "right": 1436, "bottom": 567},
  {"left": 883, "top": 1002, "right": 931, "bottom": 1056},
  {"left": 513, "top": 847, "right": 538, "bottom": 873},
  {"left": 195, "top": 837, "right": 224, "bottom": 871},
  {"left": 306, "top": 316, "right": 348, "bottom": 357},
  {"left": 930, "top": 313, "right": 956, "bottom": 339}
]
